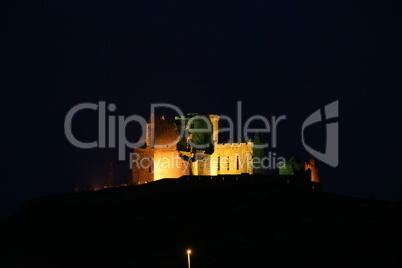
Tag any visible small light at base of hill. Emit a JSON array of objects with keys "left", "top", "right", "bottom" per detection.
[{"left": 187, "top": 249, "right": 192, "bottom": 268}]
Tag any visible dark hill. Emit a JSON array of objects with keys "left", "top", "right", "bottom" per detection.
[{"left": 1, "top": 177, "right": 402, "bottom": 267}]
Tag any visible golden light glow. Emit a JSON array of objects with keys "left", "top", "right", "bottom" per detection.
[{"left": 187, "top": 249, "right": 191, "bottom": 254}]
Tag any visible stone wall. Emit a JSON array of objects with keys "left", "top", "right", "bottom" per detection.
[{"left": 191, "top": 142, "right": 253, "bottom": 176}]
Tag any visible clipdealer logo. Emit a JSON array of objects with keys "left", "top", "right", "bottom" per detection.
[
  {"left": 64, "top": 101, "right": 339, "bottom": 168},
  {"left": 302, "top": 100, "right": 339, "bottom": 167}
]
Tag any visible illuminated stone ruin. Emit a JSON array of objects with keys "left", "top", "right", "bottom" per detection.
[
  {"left": 279, "top": 156, "right": 320, "bottom": 183},
  {"left": 132, "top": 114, "right": 254, "bottom": 184},
  {"left": 132, "top": 114, "right": 320, "bottom": 185},
  {"left": 305, "top": 158, "right": 320, "bottom": 183}
]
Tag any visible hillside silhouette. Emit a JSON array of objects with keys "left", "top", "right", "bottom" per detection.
[{"left": 1, "top": 177, "right": 402, "bottom": 267}]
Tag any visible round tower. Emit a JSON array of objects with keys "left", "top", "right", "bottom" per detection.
[{"left": 208, "top": 114, "right": 219, "bottom": 144}]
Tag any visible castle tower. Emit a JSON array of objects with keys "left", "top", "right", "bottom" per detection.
[
  {"left": 208, "top": 114, "right": 219, "bottom": 144},
  {"left": 305, "top": 158, "right": 319, "bottom": 183},
  {"left": 132, "top": 116, "right": 191, "bottom": 185}
]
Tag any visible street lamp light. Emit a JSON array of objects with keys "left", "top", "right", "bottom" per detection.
[{"left": 187, "top": 249, "right": 192, "bottom": 268}]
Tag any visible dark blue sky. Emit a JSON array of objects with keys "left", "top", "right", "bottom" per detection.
[{"left": 1, "top": 0, "right": 401, "bottom": 220}]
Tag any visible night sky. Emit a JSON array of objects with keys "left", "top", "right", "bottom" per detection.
[{"left": 1, "top": 0, "right": 401, "bottom": 220}]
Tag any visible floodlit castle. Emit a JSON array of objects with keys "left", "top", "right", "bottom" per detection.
[
  {"left": 132, "top": 114, "right": 257, "bottom": 184},
  {"left": 131, "top": 113, "right": 319, "bottom": 185}
]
